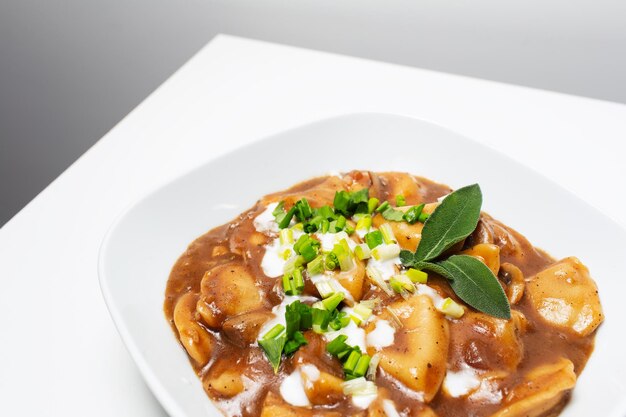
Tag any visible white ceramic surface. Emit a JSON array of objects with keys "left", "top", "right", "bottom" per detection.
[{"left": 99, "top": 113, "right": 626, "bottom": 417}]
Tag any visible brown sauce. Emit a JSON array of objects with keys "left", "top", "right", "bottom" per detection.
[{"left": 164, "top": 171, "right": 603, "bottom": 417}]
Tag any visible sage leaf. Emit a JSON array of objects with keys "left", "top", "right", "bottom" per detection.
[
  {"left": 437, "top": 255, "right": 510, "bottom": 319},
  {"left": 413, "top": 260, "right": 454, "bottom": 280},
  {"left": 414, "top": 184, "right": 482, "bottom": 262}
]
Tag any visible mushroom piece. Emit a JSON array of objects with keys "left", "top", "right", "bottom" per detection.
[
  {"left": 222, "top": 310, "right": 275, "bottom": 348},
  {"left": 526, "top": 257, "right": 603, "bottom": 337},
  {"left": 491, "top": 358, "right": 576, "bottom": 417},
  {"left": 173, "top": 292, "right": 214, "bottom": 365},
  {"left": 366, "top": 295, "right": 449, "bottom": 402}
]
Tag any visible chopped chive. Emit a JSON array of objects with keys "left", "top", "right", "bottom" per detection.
[{"left": 395, "top": 195, "right": 406, "bottom": 207}]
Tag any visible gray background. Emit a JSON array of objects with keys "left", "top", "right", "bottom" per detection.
[{"left": 2, "top": 0, "right": 625, "bottom": 226}]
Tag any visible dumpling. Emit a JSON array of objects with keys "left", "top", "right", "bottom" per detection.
[
  {"left": 173, "top": 292, "right": 214, "bottom": 365},
  {"left": 366, "top": 295, "right": 449, "bottom": 402},
  {"left": 526, "top": 257, "right": 603, "bottom": 336},
  {"left": 491, "top": 358, "right": 576, "bottom": 417}
]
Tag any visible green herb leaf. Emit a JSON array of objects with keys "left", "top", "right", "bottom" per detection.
[
  {"left": 258, "top": 334, "right": 287, "bottom": 373},
  {"left": 413, "top": 184, "right": 482, "bottom": 262},
  {"left": 413, "top": 260, "right": 454, "bottom": 279},
  {"left": 436, "top": 255, "right": 510, "bottom": 319}
]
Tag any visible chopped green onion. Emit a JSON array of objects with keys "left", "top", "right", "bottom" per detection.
[
  {"left": 364, "top": 230, "right": 383, "bottom": 249},
  {"left": 406, "top": 268, "right": 428, "bottom": 283},
  {"left": 312, "top": 308, "right": 332, "bottom": 333},
  {"left": 352, "top": 303, "right": 373, "bottom": 323},
  {"left": 355, "top": 214, "right": 372, "bottom": 231},
  {"left": 321, "top": 219, "right": 330, "bottom": 233},
  {"left": 403, "top": 204, "right": 424, "bottom": 224},
  {"left": 292, "top": 268, "right": 304, "bottom": 292},
  {"left": 395, "top": 195, "right": 406, "bottom": 206},
  {"left": 344, "top": 225, "right": 355, "bottom": 235},
  {"left": 439, "top": 297, "right": 465, "bottom": 318},
  {"left": 314, "top": 279, "right": 335, "bottom": 299},
  {"left": 385, "top": 306, "right": 403, "bottom": 328},
  {"left": 299, "top": 241, "right": 319, "bottom": 262},
  {"left": 318, "top": 205, "right": 335, "bottom": 220},
  {"left": 342, "top": 377, "right": 378, "bottom": 396},
  {"left": 379, "top": 223, "right": 397, "bottom": 244},
  {"left": 272, "top": 201, "right": 286, "bottom": 217},
  {"left": 336, "top": 215, "right": 347, "bottom": 231},
  {"left": 284, "top": 331, "right": 308, "bottom": 355},
  {"left": 279, "top": 228, "right": 294, "bottom": 245},
  {"left": 321, "top": 292, "right": 345, "bottom": 311},
  {"left": 329, "top": 311, "right": 350, "bottom": 330},
  {"left": 371, "top": 243, "right": 401, "bottom": 261},
  {"left": 324, "top": 253, "right": 338, "bottom": 270},
  {"left": 293, "top": 234, "right": 309, "bottom": 254},
  {"left": 326, "top": 334, "right": 350, "bottom": 355},
  {"left": 375, "top": 201, "right": 390, "bottom": 213},
  {"left": 418, "top": 211, "right": 430, "bottom": 223},
  {"left": 280, "top": 248, "right": 292, "bottom": 260},
  {"left": 278, "top": 206, "right": 297, "bottom": 229},
  {"left": 294, "top": 198, "right": 313, "bottom": 222},
  {"left": 333, "top": 191, "right": 351, "bottom": 215},
  {"left": 343, "top": 350, "right": 361, "bottom": 373},
  {"left": 282, "top": 273, "right": 293, "bottom": 295},
  {"left": 354, "top": 244, "right": 371, "bottom": 260},
  {"left": 390, "top": 274, "right": 415, "bottom": 294},
  {"left": 381, "top": 206, "right": 405, "bottom": 221},
  {"left": 307, "top": 255, "right": 325, "bottom": 275},
  {"left": 367, "top": 198, "right": 379, "bottom": 214},
  {"left": 365, "top": 266, "right": 394, "bottom": 296},
  {"left": 262, "top": 324, "right": 285, "bottom": 340},
  {"left": 283, "top": 255, "right": 305, "bottom": 275},
  {"left": 366, "top": 354, "right": 380, "bottom": 380},
  {"left": 354, "top": 355, "right": 371, "bottom": 377},
  {"left": 333, "top": 240, "right": 354, "bottom": 271}
]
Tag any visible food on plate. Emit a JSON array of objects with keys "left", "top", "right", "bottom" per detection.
[{"left": 164, "top": 171, "right": 603, "bottom": 417}]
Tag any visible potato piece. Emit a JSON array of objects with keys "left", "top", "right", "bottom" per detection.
[
  {"left": 199, "top": 263, "right": 263, "bottom": 328},
  {"left": 526, "top": 257, "right": 603, "bottom": 336},
  {"left": 366, "top": 295, "right": 449, "bottom": 402},
  {"left": 380, "top": 172, "right": 422, "bottom": 204},
  {"left": 491, "top": 358, "right": 576, "bottom": 417},
  {"left": 173, "top": 292, "right": 214, "bottom": 365},
  {"left": 259, "top": 392, "right": 342, "bottom": 417},
  {"left": 222, "top": 310, "right": 274, "bottom": 347},
  {"left": 461, "top": 243, "right": 501, "bottom": 276},
  {"left": 204, "top": 369, "right": 244, "bottom": 398},
  {"left": 300, "top": 367, "right": 345, "bottom": 405},
  {"left": 450, "top": 312, "right": 524, "bottom": 373},
  {"left": 332, "top": 256, "right": 366, "bottom": 303}
]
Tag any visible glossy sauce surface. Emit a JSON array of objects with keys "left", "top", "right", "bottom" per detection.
[{"left": 165, "top": 171, "right": 603, "bottom": 417}]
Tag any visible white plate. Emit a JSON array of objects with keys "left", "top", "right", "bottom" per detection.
[{"left": 99, "top": 113, "right": 626, "bottom": 417}]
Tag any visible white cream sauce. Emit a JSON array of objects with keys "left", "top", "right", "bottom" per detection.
[
  {"left": 443, "top": 365, "right": 482, "bottom": 397},
  {"left": 254, "top": 202, "right": 280, "bottom": 234},
  {"left": 279, "top": 368, "right": 310, "bottom": 406},
  {"left": 366, "top": 319, "right": 396, "bottom": 350},
  {"left": 382, "top": 399, "right": 402, "bottom": 417},
  {"left": 324, "top": 320, "right": 367, "bottom": 352}
]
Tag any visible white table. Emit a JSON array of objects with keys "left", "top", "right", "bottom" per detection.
[{"left": 1, "top": 35, "right": 625, "bottom": 416}]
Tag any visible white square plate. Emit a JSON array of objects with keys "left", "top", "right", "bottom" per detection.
[{"left": 99, "top": 113, "right": 626, "bottom": 417}]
